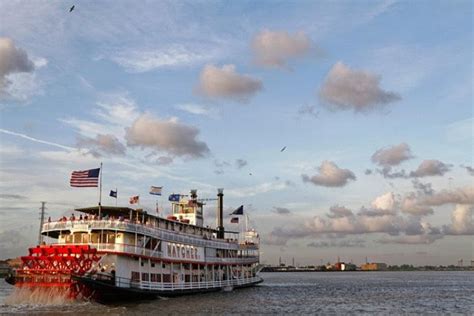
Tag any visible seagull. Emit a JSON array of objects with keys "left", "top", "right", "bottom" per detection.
[
  {"left": 69, "top": 5, "right": 75, "bottom": 12},
  {"left": 280, "top": 146, "right": 286, "bottom": 152}
]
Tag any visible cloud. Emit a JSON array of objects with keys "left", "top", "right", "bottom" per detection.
[
  {"left": 371, "top": 143, "right": 413, "bottom": 167},
  {"left": 461, "top": 165, "right": 474, "bottom": 176},
  {"left": 196, "top": 64, "right": 262, "bottom": 101},
  {"left": 411, "top": 179, "right": 434, "bottom": 195},
  {"left": 297, "top": 104, "right": 319, "bottom": 118},
  {"left": 0, "top": 194, "right": 26, "bottom": 200},
  {"left": 421, "top": 186, "right": 474, "bottom": 206},
  {"left": 0, "top": 37, "right": 35, "bottom": 98},
  {"left": 111, "top": 45, "right": 216, "bottom": 73},
  {"left": 125, "top": 114, "right": 210, "bottom": 158},
  {"left": 371, "top": 192, "right": 395, "bottom": 211},
  {"left": 409, "top": 160, "right": 452, "bottom": 177},
  {"left": 400, "top": 193, "right": 434, "bottom": 216},
  {"left": 252, "top": 30, "right": 312, "bottom": 68},
  {"left": 327, "top": 205, "right": 353, "bottom": 218},
  {"left": 0, "top": 128, "right": 75, "bottom": 151},
  {"left": 77, "top": 134, "right": 126, "bottom": 157},
  {"left": 307, "top": 239, "right": 366, "bottom": 248},
  {"left": 319, "top": 62, "right": 400, "bottom": 112},
  {"left": 443, "top": 204, "right": 474, "bottom": 235},
  {"left": 156, "top": 156, "right": 173, "bottom": 165},
  {"left": 235, "top": 159, "right": 247, "bottom": 169},
  {"left": 174, "top": 103, "right": 218, "bottom": 118},
  {"left": 377, "top": 234, "right": 442, "bottom": 245},
  {"left": 302, "top": 160, "right": 356, "bottom": 187},
  {"left": 272, "top": 207, "right": 291, "bottom": 215}
]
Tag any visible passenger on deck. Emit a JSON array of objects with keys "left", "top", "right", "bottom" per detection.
[
  {"left": 79, "top": 214, "right": 83, "bottom": 221},
  {"left": 70, "top": 213, "right": 75, "bottom": 221},
  {"left": 48, "top": 217, "right": 51, "bottom": 223}
]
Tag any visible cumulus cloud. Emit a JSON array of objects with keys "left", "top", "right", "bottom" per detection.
[
  {"left": 327, "top": 205, "right": 353, "bottom": 218},
  {"left": 443, "top": 204, "right": 474, "bottom": 235},
  {"left": 319, "top": 62, "right": 400, "bottom": 112},
  {"left": 0, "top": 37, "right": 35, "bottom": 98},
  {"left": 371, "top": 192, "right": 396, "bottom": 211},
  {"left": 400, "top": 193, "right": 434, "bottom": 216},
  {"left": 235, "top": 159, "right": 247, "bottom": 169},
  {"left": 196, "top": 64, "right": 262, "bottom": 101},
  {"left": 252, "top": 30, "right": 312, "bottom": 68},
  {"left": 421, "top": 186, "right": 474, "bottom": 206},
  {"left": 409, "top": 159, "right": 452, "bottom": 177},
  {"left": 77, "top": 134, "right": 126, "bottom": 157},
  {"left": 371, "top": 143, "right": 413, "bottom": 167},
  {"left": 125, "top": 114, "right": 210, "bottom": 158},
  {"left": 302, "top": 160, "right": 356, "bottom": 187},
  {"left": 272, "top": 207, "right": 291, "bottom": 215}
]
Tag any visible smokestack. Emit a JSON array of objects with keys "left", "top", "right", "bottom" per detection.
[
  {"left": 190, "top": 189, "right": 197, "bottom": 200},
  {"left": 217, "top": 188, "right": 224, "bottom": 239}
]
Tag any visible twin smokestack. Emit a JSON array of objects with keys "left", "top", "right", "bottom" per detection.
[{"left": 217, "top": 188, "right": 224, "bottom": 239}]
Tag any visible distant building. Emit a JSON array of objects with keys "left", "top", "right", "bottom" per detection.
[{"left": 361, "top": 263, "right": 387, "bottom": 271}]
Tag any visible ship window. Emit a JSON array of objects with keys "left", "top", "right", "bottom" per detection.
[
  {"left": 141, "top": 261, "right": 144, "bottom": 267},
  {"left": 151, "top": 263, "right": 155, "bottom": 268},
  {"left": 141, "top": 273, "right": 149, "bottom": 281},
  {"left": 131, "top": 271, "right": 140, "bottom": 282}
]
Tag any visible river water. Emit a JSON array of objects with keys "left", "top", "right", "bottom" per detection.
[{"left": 1, "top": 271, "right": 473, "bottom": 315}]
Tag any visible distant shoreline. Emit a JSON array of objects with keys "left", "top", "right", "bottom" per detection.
[{"left": 260, "top": 267, "right": 473, "bottom": 273}]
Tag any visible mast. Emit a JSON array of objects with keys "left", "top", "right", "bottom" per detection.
[
  {"left": 99, "top": 162, "right": 103, "bottom": 218},
  {"left": 38, "top": 201, "right": 46, "bottom": 244}
]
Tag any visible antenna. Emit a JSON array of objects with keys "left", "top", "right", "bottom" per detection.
[{"left": 38, "top": 201, "right": 46, "bottom": 245}]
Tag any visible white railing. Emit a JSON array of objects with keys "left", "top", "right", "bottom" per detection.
[
  {"left": 205, "top": 256, "right": 259, "bottom": 264},
  {"left": 49, "top": 242, "right": 258, "bottom": 264},
  {"left": 121, "top": 276, "right": 262, "bottom": 291},
  {"left": 43, "top": 220, "right": 244, "bottom": 251}
]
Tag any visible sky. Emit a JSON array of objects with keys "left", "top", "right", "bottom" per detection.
[{"left": 0, "top": 0, "right": 472, "bottom": 266}]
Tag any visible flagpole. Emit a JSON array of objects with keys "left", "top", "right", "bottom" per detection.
[
  {"left": 115, "top": 187, "right": 118, "bottom": 207},
  {"left": 99, "top": 162, "right": 103, "bottom": 218}
]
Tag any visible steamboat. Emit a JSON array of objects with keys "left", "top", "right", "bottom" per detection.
[{"left": 6, "top": 189, "right": 262, "bottom": 302}]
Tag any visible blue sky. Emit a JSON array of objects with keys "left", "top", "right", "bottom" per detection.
[{"left": 0, "top": 0, "right": 472, "bottom": 266}]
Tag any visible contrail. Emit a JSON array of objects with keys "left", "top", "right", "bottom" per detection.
[{"left": 0, "top": 128, "right": 75, "bottom": 151}]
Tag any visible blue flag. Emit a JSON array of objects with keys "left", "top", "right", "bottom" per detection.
[
  {"left": 168, "top": 194, "right": 180, "bottom": 202},
  {"left": 109, "top": 190, "right": 117, "bottom": 198},
  {"left": 230, "top": 205, "right": 244, "bottom": 215}
]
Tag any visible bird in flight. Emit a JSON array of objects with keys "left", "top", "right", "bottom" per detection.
[
  {"left": 280, "top": 146, "right": 286, "bottom": 152},
  {"left": 69, "top": 5, "right": 75, "bottom": 12}
]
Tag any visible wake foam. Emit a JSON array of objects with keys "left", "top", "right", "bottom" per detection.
[{"left": 4, "top": 286, "right": 72, "bottom": 305}]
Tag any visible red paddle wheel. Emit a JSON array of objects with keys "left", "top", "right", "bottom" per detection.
[{"left": 15, "top": 245, "right": 101, "bottom": 300}]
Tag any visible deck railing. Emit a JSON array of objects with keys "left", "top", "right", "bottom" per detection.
[
  {"left": 103, "top": 274, "right": 262, "bottom": 291},
  {"left": 42, "top": 220, "right": 252, "bottom": 251}
]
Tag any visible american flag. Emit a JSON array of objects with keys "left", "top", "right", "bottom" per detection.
[{"left": 70, "top": 168, "right": 100, "bottom": 187}]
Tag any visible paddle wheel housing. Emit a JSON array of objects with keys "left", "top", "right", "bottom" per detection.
[{"left": 15, "top": 245, "right": 101, "bottom": 299}]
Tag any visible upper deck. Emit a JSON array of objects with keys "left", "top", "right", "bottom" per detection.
[{"left": 41, "top": 206, "right": 259, "bottom": 251}]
